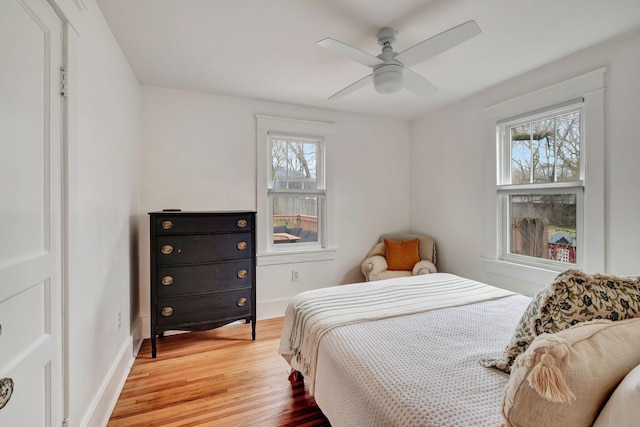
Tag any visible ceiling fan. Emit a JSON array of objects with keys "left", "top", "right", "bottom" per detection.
[{"left": 318, "top": 20, "right": 481, "bottom": 99}]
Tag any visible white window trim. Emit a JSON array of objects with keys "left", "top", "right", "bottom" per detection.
[
  {"left": 256, "top": 114, "right": 336, "bottom": 266},
  {"left": 482, "top": 68, "right": 605, "bottom": 285}
]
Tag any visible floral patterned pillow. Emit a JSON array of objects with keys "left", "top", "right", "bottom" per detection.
[{"left": 482, "top": 269, "right": 640, "bottom": 373}]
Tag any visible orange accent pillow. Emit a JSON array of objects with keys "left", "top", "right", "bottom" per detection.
[{"left": 384, "top": 238, "right": 420, "bottom": 271}]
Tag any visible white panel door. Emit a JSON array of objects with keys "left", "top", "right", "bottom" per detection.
[{"left": 0, "top": 0, "right": 63, "bottom": 425}]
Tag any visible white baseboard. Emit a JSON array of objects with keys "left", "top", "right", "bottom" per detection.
[
  {"left": 80, "top": 336, "right": 135, "bottom": 427},
  {"left": 257, "top": 298, "right": 289, "bottom": 320},
  {"left": 131, "top": 315, "right": 144, "bottom": 356}
]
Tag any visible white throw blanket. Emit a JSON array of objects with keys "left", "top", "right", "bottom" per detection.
[{"left": 278, "top": 273, "right": 515, "bottom": 394}]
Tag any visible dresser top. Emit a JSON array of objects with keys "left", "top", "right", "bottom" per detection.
[{"left": 148, "top": 210, "right": 256, "bottom": 215}]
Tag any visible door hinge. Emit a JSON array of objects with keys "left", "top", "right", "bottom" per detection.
[{"left": 61, "top": 67, "right": 68, "bottom": 98}]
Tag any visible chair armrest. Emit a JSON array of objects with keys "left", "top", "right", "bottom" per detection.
[
  {"left": 361, "top": 255, "right": 388, "bottom": 281},
  {"left": 412, "top": 260, "right": 437, "bottom": 276}
]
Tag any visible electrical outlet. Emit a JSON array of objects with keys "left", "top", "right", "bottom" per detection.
[
  {"left": 117, "top": 311, "right": 122, "bottom": 330},
  {"left": 292, "top": 270, "right": 299, "bottom": 281}
]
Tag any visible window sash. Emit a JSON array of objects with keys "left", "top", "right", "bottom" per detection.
[
  {"left": 268, "top": 194, "right": 324, "bottom": 250},
  {"left": 497, "top": 181, "right": 583, "bottom": 195},
  {"left": 497, "top": 103, "right": 584, "bottom": 269},
  {"left": 267, "top": 133, "right": 325, "bottom": 250},
  {"left": 497, "top": 103, "right": 584, "bottom": 187},
  {"left": 268, "top": 135, "right": 324, "bottom": 191},
  {"left": 268, "top": 189, "right": 326, "bottom": 197},
  {"left": 499, "top": 190, "right": 583, "bottom": 267}
]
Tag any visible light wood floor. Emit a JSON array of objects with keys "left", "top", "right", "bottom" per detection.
[{"left": 108, "top": 317, "right": 330, "bottom": 427}]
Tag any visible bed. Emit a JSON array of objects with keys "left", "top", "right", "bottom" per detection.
[
  {"left": 279, "top": 270, "right": 640, "bottom": 427},
  {"left": 278, "top": 273, "right": 531, "bottom": 426}
]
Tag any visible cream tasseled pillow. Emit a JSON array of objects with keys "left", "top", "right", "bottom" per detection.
[
  {"left": 483, "top": 269, "right": 640, "bottom": 373},
  {"left": 502, "top": 317, "right": 640, "bottom": 427}
]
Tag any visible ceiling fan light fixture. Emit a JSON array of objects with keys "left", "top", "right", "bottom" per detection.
[{"left": 373, "top": 63, "right": 403, "bottom": 94}]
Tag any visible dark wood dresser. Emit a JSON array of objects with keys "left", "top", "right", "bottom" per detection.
[{"left": 148, "top": 210, "right": 256, "bottom": 358}]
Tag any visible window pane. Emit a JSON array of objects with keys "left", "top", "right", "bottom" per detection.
[
  {"left": 510, "top": 110, "right": 580, "bottom": 185},
  {"left": 555, "top": 112, "right": 581, "bottom": 182},
  {"left": 271, "top": 139, "right": 318, "bottom": 190},
  {"left": 272, "top": 195, "right": 318, "bottom": 245},
  {"left": 510, "top": 124, "right": 532, "bottom": 184},
  {"left": 509, "top": 194, "right": 576, "bottom": 263}
]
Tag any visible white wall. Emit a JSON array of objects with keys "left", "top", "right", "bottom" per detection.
[
  {"left": 410, "top": 29, "right": 640, "bottom": 294},
  {"left": 140, "top": 86, "right": 411, "bottom": 324},
  {"left": 55, "top": 0, "right": 141, "bottom": 425}
]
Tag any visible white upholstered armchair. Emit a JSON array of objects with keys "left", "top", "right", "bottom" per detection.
[{"left": 361, "top": 233, "right": 437, "bottom": 281}]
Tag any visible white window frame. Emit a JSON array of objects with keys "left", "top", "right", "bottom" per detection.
[
  {"left": 496, "top": 101, "right": 584, "bottom": 269},
  {"left": 482, "top": 69, "right": 605, "bottom": 286},
  {"left": 256, "top": 115, "right": 336, "bottom": 266}
]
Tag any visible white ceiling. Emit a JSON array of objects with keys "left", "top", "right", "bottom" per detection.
[{"left": 96, "top": 0, "right": 640, "bottom": 120}]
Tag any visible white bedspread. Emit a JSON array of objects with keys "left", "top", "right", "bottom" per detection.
[
  {"left": 278, "top": 273, "right": 516, "bottom": 395},
  {"left": 315, "top": 291, "right": 531, "bottom": 426}
]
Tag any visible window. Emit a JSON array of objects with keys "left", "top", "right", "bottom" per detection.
[
  {"left": 483, "top": 68, "right": 605, "bottom": 283},
  {"left": 269, "top": 135, "right": 323, "bottom": 247},
  {"left": 256, "top": 115, "right": 336, "bottom": 265},
  {"left": 497, "top": 103, "right": 583, "bottom": 268}
]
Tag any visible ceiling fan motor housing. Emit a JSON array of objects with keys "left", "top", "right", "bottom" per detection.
[{"left": 373, "top": 63, "right": 404, "bottom": 94}]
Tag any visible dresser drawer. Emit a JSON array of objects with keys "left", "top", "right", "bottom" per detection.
[
  {"left": 154, "top": 213, "right": 254, "bottom": 235},
  {"left": 156, "top": 233, "right": 253, "bottom": 265},
  {"left": 156, "top": 290, "right": 251, "bottom": 327},
  {"left": 156, "top": 260, "right": 252, "bottom": 297}
]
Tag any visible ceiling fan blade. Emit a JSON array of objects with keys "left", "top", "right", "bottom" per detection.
[
  {"left": 395, "top": 20, "right": 481, "bottom": 68},
  {"left": 328, "top": 74, "right": 373, "bottom": 100},
  {"left": 318, "top": 38, "right": 385, "bottom": 68},
  {"left": 403, "top": 69, "right": 438, "bottom": 97}
]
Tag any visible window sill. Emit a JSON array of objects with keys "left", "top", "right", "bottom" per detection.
[
  {"left": 482, "top": 258, "right": 563, "bottom": 288},
  {"left": 257, "top": 247, "right": 337, "bottom": 266}
]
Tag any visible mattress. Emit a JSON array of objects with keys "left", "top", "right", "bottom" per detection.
[{"left": 313, "top": 292, "right": 531, "bottom": 426}]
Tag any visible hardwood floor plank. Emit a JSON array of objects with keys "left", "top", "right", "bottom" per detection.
[{"left": 108, "top": 317, "right": 330, "bottom": 427}]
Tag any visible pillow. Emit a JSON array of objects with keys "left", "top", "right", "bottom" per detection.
[
  {"left": 593, "top": 363, "right": 640, "bottom": 427},
  {"left": 482, "top": 269, "right": 640, "bottom": 373},
  {"left": 502, "top": 317, "right": 640, "bottom": 427},
  {"left": 384, "top": 238, "right": 420, "bottom": 271}
]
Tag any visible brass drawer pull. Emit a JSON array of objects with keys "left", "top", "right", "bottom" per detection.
[
  {"left": 236, "top": 219, "right": 247, "bottom": 228},
  {"left": 161, "top": 307, "right": 174, "bottom": 317},
  {"left": 0, "top": 378, "right": 14, "bottom": 410},
  {"left": 237, "top": 298, "right": 247, "bottom": 307},
  {"left": 161, "top": 276, "right": 174, "bottom": 286},
  {"left": 237, "top": 269, "right": 247, "bottom": 279},
  {"left": 161, "top": 220, "right": 173, "bottom": 230},
  {"left": 237, "top": 241, "right": 247, "bottom": 250},
  {"left": 161, "top": 245, "right": 173, "bottom": 255}
]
